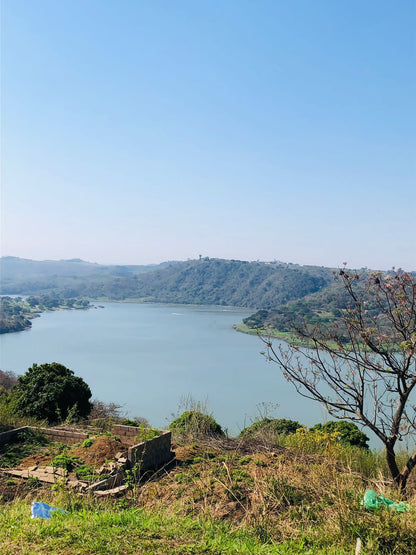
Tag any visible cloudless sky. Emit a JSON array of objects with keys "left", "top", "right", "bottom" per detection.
[{"left": 1, "top": 0, "right": 415, "bottom": 270}]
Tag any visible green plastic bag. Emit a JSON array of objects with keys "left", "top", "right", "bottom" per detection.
[{"left": 362, "top": 489, "right": 409, "bottom": 513}]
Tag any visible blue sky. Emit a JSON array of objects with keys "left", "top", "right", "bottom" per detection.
[{"left": 1, "top": 0, "right": 415, "bottom": 270}]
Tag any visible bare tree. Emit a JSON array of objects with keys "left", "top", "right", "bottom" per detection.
[
  {"left": 262, "top": 268, "right": 416, "bottom": 490},
  {"left": 0, "top": 369, "right": 18, "bottom": 390}
]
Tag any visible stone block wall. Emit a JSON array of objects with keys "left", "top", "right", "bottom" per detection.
[
  {"left": 0, "top": 426, "right": 29, "bottom": 446},
  {"left": 38, "top": 427, "right": 88, "bottom": 444},
  {"left": 0, "top": 424, "right": 173, "bottom": 477},
  {"left": 0, "top": 426, "right": 87, "bottom": 446},
  {"left": 112, "top": 424, "right": 145, "bottom": 446},
  {"left": 127, "top": 431, "right": 173, "bottom": 473}
]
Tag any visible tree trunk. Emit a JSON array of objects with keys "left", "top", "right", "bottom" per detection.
[
  {"left": 385, "top": 444, "right": 403, "bottom": 489},
  {"left": 396, "top": 451, "right": 416, "bottom": 493}
]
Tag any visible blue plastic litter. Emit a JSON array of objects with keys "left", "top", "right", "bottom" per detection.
[{"left": 31, "top": 502, "right": 68, "bottom": 519}]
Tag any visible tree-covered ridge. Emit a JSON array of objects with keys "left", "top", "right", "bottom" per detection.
[
  {"left": 243, "top": 270, "right": 414, "bottom": 339},
  {"left": 0, "top": 297, "right": 33, "bottom": 334},
  {"left": 95, "top": 258, "right": 333, "bottom": 307},
  {"left": 0, "top": 295, "right": 91, "bottom": 334},
  {"left": 0, "top": 257, "right": 334, "bottom": 309},
  {"left": 0, "top": 256, "right": 178, "bottom": 295},
  {"left": 243, "top": 273, "right": 373, "bottom": 335}
]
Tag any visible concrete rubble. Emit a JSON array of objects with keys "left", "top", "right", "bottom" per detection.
[{"left": 0, "top": 425, "right": 173, "bottom": 497}]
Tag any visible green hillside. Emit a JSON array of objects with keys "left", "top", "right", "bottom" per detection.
[
  {"left": 90, "top": 258, "right": 333, "bottom": 307},
  {"left": 0, "top": 257, "right": 334, "bottom": 309},
  {"left": 0, "top": 257, "right": 177, "bottom": 295},
  {"left": 0, "top": 295, "right": 91, "bottom": 334}
]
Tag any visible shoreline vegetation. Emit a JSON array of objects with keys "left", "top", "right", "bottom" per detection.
[
  {"left": 3, "top": 256, "right": 414, "bottom": 343},
  {"left": 0, "top": 295, "right": 250, "bottom": 336},
  {"left": 233, "top": 323, "right": 346, "bottom": 350},
  {"left": 0, "top": 296, "right": 97, "bottom": 335},
  {"left": 233, "top": 322, "right": 303, "bottom": 345}
]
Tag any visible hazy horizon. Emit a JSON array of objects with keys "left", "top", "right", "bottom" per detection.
[
  {"left": 2, "top": 253, "right": 414, "bottom": 273},
  {"left": 2, "top": 1, "right": 415, "bottom": 271}
]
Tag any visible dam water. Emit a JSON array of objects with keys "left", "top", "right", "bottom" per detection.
[{"left": 0, "top": 302, "right": 328, "bottom": 434}]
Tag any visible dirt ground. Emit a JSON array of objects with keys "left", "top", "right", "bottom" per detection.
[
  {"left": 0, "top": 434, "right": 131, "bottom": 500},
  {"left": 13, "top": 435, "right": 130, "bottom": 470}
]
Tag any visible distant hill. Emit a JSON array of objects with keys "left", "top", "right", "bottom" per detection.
[
  {"left": 0, "top": 257, "right": 178, "bottom": 296},
  {"left": 242, "top": 279, "right": 355, "bottom": 333},
  {"left": 242, "top": 268, "right": 415, "bottom": 338},
  {"left": 90, "top": 258, "right": 334, "bottom": 307},
  {"left": 3, "top": 256, "right": 411, "bottom": 338},
  {"left": 0, "top": 256, "right": 333, "bottom": 309}
]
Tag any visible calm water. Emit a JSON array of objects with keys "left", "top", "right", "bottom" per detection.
[{"left": 0, "top": 303, "right": 326, "bottom": 434}]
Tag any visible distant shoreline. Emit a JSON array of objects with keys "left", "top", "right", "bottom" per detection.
[
  {"left": 233, "top": 323, "right": 312, "bottom": 347},
  {"left": 0, "top": 300, "right": 101, "bottom": 335}
]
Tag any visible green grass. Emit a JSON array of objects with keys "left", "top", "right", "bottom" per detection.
[
  {"left": 1, "top": 490, "right": 416, "bottom": 555},
  {"left": 0, "top": 428, "right": 50, "bottom": 468},
  {"left": 233, "top": 323, "right": 311, "bottom": 347},
  {"left": 0, "top": 498, "right": 334, "bottom": 555},
  {"left": 2, "top": 432, "right": 416, "bottom": 554}
]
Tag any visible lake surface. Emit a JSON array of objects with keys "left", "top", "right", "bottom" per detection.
[{"left": 0, "top": 303, "right": 328, "bottom": 435}]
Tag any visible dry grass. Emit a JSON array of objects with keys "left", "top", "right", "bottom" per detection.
[
  {"left": 134, "top": 436, "right": 416, "bottom": 552},
  {"left": 1, "top": 433, "right": 416, "bottom": 553}
]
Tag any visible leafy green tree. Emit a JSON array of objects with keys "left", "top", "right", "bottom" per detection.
[
  {"left": 310, "top": 421, "right": 369, "bottom": 449},
  {"left": 15, "top": 362, "right": 92, "bottom": 424}
]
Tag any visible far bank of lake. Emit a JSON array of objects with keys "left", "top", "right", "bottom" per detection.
[{"left": 0, "top": 302, "right": 329, "bottom": 435}]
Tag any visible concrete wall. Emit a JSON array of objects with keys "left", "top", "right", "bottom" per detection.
[
  {"left": 0, "top": 426, "right": 88, "bottom": 446},
  {"left": 38, "top": 427, "right": 88, "bottom": 444},
  {"left": 112, "top": 425, "right": 173, "bottom": 474},
  {"left": 112, "top": 424, "right": 152, "bottom": 446},
  {"left": 1, "top": 424, "right": 173, "bottom": 477},
  {"left": 127, "top": 431, "right": 173, "bottom": 473},
  {"left": 0, "top": 426, "right": 29, "bottom": 446}
]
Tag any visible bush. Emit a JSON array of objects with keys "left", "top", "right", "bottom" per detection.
[
  {"left": 239, "top": 418, "right": 303, "bottom": 439},
  {"left": 14, "top": 362, "right": 92, "bottom": 424},
  {"left": 169, "top": 410, "right": 224, "bottom": 438},
  {"left": 282, "top": 426, "right": 343, "bottom": 456},
  {"left": 310, "top": 421, "right": 369, "bottom": 449},
  {"left": 52, "top": 454, "right": 82, "bottom": 472}
]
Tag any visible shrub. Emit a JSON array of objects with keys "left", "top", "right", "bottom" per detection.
[
  {"left": 310, "top": 421, "right": 369, "bottom": 449},
  {"left": 282, "top": 426, "right": 343, "bottom": 456},
  {"left": 81, "top": 438, "right": 95, "bottom": 448},
  {"left": 14, "top": 362, "right": 92, "bottom": 424},
  {"left": 52, "top": 454, "right": 82, "bottom": 472},
  {"left": 239, "top": 418, "right": 302, "bottom": 439},
  {"left": 169, "top": 410, "right": 224, "bottom": 438}
]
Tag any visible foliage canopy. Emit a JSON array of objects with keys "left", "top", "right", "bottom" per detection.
[
  {"left": 240, "top": 418, "right": 302, "bottom": 439},
  {"left": 169, "top": 410, "right": 224, "bottom": 438},
  {"left": 310, "top": 421, "right": 369, "bottom": 449},
  {"left": 15, "top": 362, "right": 92, "bottom": 424}
]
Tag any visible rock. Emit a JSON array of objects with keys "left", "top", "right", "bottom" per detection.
[{"left": 94, "top": 485, "right": 128, "bottom": 497}]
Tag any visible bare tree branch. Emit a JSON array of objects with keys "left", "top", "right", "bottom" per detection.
[{"left": 262, "top": 269, "right": 416, "bottom": 490}]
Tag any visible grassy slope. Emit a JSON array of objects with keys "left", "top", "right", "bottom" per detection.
[{"left": 1, "top": 437, "right": 416, "bottom": 554}]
